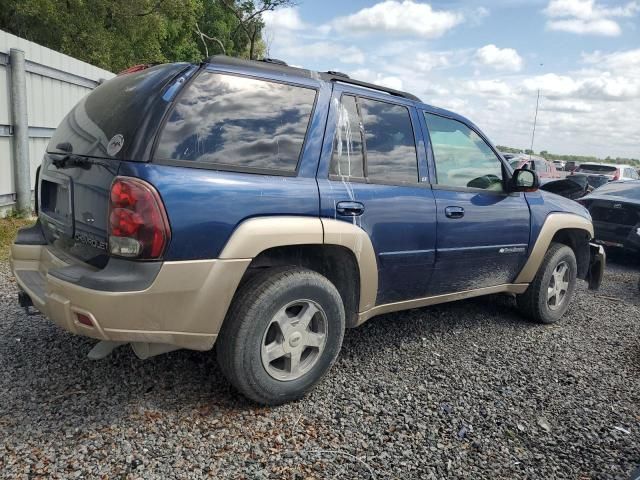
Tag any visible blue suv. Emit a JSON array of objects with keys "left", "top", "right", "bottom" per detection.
[{"left": 11, "top": 56, "right": 605, "bottom": 404}]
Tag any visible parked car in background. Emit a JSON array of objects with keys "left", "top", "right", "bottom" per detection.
[
  {"left": 578, "top": 180, "right": 640, "bottom": 252},
  {"left": 565, "top": 161, "right": 578, "bottom": 172},
  {"left": 509, "top": 155, "right": 562, "bottom": 182},
  {"left": 574, "top": 163, "right": 640, "bottom": 182},
  {"left": 553, "top": 160, "right": 566, "bottom": 170},
  {"left": 10, "top": 56, "right": 605, "bottom": 405}
]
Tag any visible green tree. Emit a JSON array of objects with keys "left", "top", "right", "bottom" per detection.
[{"left": 0, "top": 0, "right": 277, "bottom": 71}]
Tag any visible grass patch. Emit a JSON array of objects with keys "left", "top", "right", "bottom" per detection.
[{"left": 0, "top": 216, "right": 35, "bottom": 262}]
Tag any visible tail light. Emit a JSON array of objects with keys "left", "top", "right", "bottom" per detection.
[
  {"left": 108, "top": 177, "right": 171, "bottom": 259},
  {"left": 612, "top": 169, "right": 620, "bottom": 181}
]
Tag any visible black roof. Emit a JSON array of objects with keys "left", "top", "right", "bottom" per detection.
[{"left": 205, "top": 55, "right": 421, "bottom": 102}]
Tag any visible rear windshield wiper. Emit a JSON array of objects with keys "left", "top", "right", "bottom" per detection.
[
  {"left": 51, "top": 153, "right": 118, "bottom": 174},
  {"left": 52, "top": 154, "right": 92, "bottom": 169}
]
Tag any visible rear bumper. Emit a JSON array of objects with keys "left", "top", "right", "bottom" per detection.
[
  {"left": 587, "top": 243, "right": 605, "bottom": 290},
  {"left": 10, "top": 242, "right": 250, "bottom": 351}
]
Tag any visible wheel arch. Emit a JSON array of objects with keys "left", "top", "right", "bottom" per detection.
[
  {"left": 515, "top": 213, "right": 594, "bottom": 283},
  {"left": 218, "top": 216, "right": 378, "bottom": 325}
]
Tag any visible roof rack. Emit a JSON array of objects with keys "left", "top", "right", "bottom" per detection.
[
  {"left": 323, "top": 74, "right": 421, "bottom": 102},
  {"left": 326, "top": 70, "right": 349, "bottom": 78},
  {"left": 261, "top": 58, "right": 288, "bottom": 66},
  {"left": 204, "top": 55, "right": 421, "bottom": 103}
]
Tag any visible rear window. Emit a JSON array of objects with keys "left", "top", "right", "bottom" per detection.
[
  {"left": 593, "top": 181, "right": 640, "bottom": 200},
  {"left": 359, "top": 98, "right": 418, "bottom": 184},
  {"left": 48, "top": 64, "right": 186, "bottom": 159},
  {"left": 154, "top": 71, "right": 317, "bottom": 174},
  {"left": 578, "top": 164, "right": 617, "bottom": 173}
]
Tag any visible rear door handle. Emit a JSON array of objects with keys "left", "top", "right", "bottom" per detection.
[
  {"left": 444, "top": 206, "right": 465, "bottom": 219},
  {"left": 336, "top": 201, "right": 365, "bottom": 216}
]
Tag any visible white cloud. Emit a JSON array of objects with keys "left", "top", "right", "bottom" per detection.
[
  {"left": 332, "top": 1, "right": 464, "bottom": 38},
  {"left": 259, "top": 4, "right": 640, "bottom": 158},
  {"left": 540, "top": 99, "right": 593, "bottom": 112},
  {"left": 466, "top": 79, "right": 514, "bottom": 97},
  {"left": 272, "top": 41, "right": 366, "bottom": 65},
  {"left": 262, "top": 7, "right": 306, "bottom": 31},
  {"left": 582, "top": 48, "right": 640, "bottom": 73},
  {"left": 543, "top": 0, "right": 640, "bottom": 36},
  {"left": 522, "top": 71, "right": 640, "bottom": 101},
  {"left": 475, "top": 44, "right": 523, "bottom": 71},
  {"left": 350, "top": 68, "right": 405, "bottom": 90}
]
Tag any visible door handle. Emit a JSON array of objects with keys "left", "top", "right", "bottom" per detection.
[
  {"left": 445, "top": 206, "right": 465, "bottom": 219},
  {"left": 336, "top": 201, "right": 365, "bottom": 216}
]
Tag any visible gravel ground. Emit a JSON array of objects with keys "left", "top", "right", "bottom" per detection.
[{"left": 1, "top": 256, "right": 639, "bottom": 479}]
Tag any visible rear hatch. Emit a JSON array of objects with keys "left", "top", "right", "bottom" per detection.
[
  {"left": 39, "top": 63, "right": 192, "bottom": 268},
  {"left": 576, "top": 164, "right": 617, "bottom": 179}
]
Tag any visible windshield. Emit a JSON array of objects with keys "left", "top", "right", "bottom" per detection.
[{"left": 593, "top": 181, "right": 640, "bottom": 200}]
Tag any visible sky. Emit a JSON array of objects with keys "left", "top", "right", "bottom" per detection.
[{"left": 262, "top": 0, "right": 640, "bottom": 159}]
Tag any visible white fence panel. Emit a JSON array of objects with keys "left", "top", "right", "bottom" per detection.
[{"left": 0, "top": 29, "right": 114, "bottom": 214}]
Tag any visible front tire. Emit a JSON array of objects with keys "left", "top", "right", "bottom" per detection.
[
  {"left": 216, "top": 267, "right": 345, "bottom": 405},
  {"left": 516, "top": 243, "right": 577, "bottom": 324}
]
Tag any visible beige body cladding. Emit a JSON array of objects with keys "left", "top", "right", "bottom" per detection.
[{"left": 10, "top": 212, "right": 593, "bottom": 350}]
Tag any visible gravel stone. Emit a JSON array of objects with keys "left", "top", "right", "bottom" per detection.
[{"left": 1, "top": 256, "right": 639, "bottom": 479}]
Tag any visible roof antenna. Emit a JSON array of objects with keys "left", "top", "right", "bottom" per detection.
[{"left": 529, "top": 88, "right": 540, "bottom": 162}]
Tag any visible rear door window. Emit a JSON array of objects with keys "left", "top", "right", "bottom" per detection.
[
  {"left": 359, "top": 98, "right": 418, "bottom": 184},
  {"left": 155, "top": 71, "right": 317, "bottom": 174},
  {"left": 329, "top": 95, "right": 418, "bottom": 184},
  {"left": 330, "top": 95, "right": 365, "bottom": 178}
]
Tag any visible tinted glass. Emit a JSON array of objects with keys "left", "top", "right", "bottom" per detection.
[
  {"left": 48, "top": 64, "right": 187, "bottom": 159},
  {"left": 594, "top": 181, "right": 640, "bottom": 200},
  {"left": 424, "top": 113, "right": 503, "bottom": 191},
  {"left": 155, "top": 72, "right": 316, "bottom": 172},
  {"left": 330, "top": 95, "right": 364, "bottom": 178},
  {"left": 360, "top": 98, "right": 418, "bottom": 183},
  {"left": 578, "top": 164, "right": 617, "bottom": 174}
]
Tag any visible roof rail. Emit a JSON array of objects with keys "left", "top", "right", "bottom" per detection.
[
  {"left": 324, "top": 74, "right": 421, "bottom": 102},
  {"left": 203, "top": 55, "right": 421, "bottom": 102},
  {"left": 327, "top": 70, "right": 349, "bottom": 78},
  {"left": 261, "top": 57, "right": 288, "bottom": 66}
]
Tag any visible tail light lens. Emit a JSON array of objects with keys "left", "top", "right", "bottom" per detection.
[
  {"left": 612, "top": 169, "right": 620, "bottom": 181},
  {"left": 108, "top": 177, "right": 171, "bottom": 259}
]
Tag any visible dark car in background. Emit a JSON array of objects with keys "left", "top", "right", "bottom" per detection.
[
  {"left": 564, "top": 161, "right": 578, "bottom": 172},
  {"left": 579, "top": 180, "right": 640, "bottom": 252}
]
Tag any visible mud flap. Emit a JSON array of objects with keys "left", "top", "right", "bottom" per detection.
[{"left": 587, "top": 243, "right": 605, "bottom": 290}]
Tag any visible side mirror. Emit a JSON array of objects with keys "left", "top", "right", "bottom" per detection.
[{"left": 510, "top": 168, "right": 539, "bottom": 192}]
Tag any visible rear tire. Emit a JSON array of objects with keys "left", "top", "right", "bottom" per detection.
[
  {"left": 216, "top": 267, "right": 345, "bottom": 405},
  {"left": 516, "top": 243, "right": 577, "bottom": 324}
]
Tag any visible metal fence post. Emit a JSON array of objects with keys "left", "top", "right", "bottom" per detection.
[{"left": 10, "top": 48, "right": 31, "bottom": 214}]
